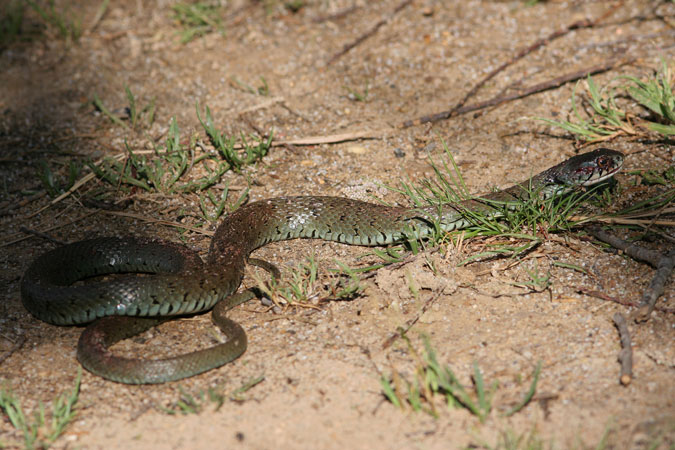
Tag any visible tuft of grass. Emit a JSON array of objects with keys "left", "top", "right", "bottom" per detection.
[
  {"left": 0, "top": 369, "right": 81, "bottom": 450},
  {"left": 161, "top": 375, "right": 264, "bottom": 415},
  {"left": 284, "top": 0, "right": 305, "bottom": 13},
  {"left": 470, "top": 427, "right": 552, "bottom": 450},
  {"left": 93, "top": 85, "right": 156, "bottom": 131},
  {"left": 380, "top": 334, "right": 541, "bottom": 422},
  {"left": 26, "top": 0, "right": 81, "bottom": 42},
  {"left": 0, "top": 0, "right": 27, "bottom": 48},
  {"left": 198, "top": 182, "right": 249, "bottom": 223},
  {"left": 171, "top": 1, "right": 224, "bottom": 44},
  {"left": 344, "top": 81, "right": 370, "bottom": 102},
  {"left": 229, "top": 76, "right": 270, "bottom": 96},
  {"left": 536, "top": 60, "right": 674, "bottom": 141},
  {"left": 36, "top": 159, "right": 81, "bottom": 198},
  {"left": 196, "top": 103, "right": 273, "bottom": 172},
  {"left": 253, "top": 254, "right": 321, "bottom": 307},
  {"left": 252, "top": 255, "right": 364, "bottom": 309},
  {"left": 88, "top": 103, "right": 272, "bottom": 195}
]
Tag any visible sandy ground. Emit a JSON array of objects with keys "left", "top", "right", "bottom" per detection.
[{"left": 1, "top": 0, "right": 674, "bottom": 449}]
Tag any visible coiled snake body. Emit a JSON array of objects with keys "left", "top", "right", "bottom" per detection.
[{"left": 21, "top": 149, "right": 624, "bottom": 384}]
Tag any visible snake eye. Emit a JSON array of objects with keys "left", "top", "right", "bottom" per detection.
[{"left": 596, "top": 156, "right": 610, "bottom": 170}]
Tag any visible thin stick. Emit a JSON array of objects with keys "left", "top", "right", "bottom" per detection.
[
  {"left": 381, "top": 289, "right": 443, "bottom": 349},
  {"left": 438, "top": 15, "right": 613, "bottom": 124},
  {"left": 272, "top": 130, "right": 386, "bottom": 146},
  {"left": 399, "top": 4, "right": 620, "bottom": 128},
  {"left": 1, "top": 210, "right": 99, "bottom": 248},
  {"left": 400, "top": 58, "right": 633, "bottom": 128},
  {"left": 104, "top": 211, "right": 214, "bottom": 236},
  {"left": 636, "top": 249, "right": 675, "bottom": 321},
  {"left": 589, "top": 227, "right": 662, "bottom": 267},
  {"left": 0, "top": 334, "right": 25, "bottom": 366},
  {"left": 326, "top": 0, "right": 413, "bottom": 66},
  {"left": 0, "top": 191, "right": 46, "bottom": 217},
  {"left": 588, "top": 227, "right": 675, "bottom": 321},
  {"left": 577, "top": 286, "right": 674, "bottom": 314},
  {"left": 19, "top": 226, "right": 68, "bottom": 245},
  {"left": 612, "top": 313, "right": 633, "bottom": 386}
]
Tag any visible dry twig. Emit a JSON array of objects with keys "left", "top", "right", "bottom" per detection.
[
  {"left": 401, "top": 58, "right": 633, "bottom": 127},
  {"left": 326, "top": 0, "right": 413, "bottom": 66},
  {"left": 0, "top": 333, "right": 25, "bottom": 366},
  {"left": 399, "top": 5, "right": 622, "bottom": 128},
  {"left": 588, "top": 227, "right": 674, "bottom": 321},
  {"left": 612, "top": 312, "right": 633, "bottom": 386},
  {"left": 381, "top": 289, "right": 443, "bottom": 349}
]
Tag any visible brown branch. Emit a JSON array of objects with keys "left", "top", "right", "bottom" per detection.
[
  {"left": 401, "top": 58, "right": 633, "bottom": 127},
  {"left": 442, "top": 16, "right": 611, "bottom": 122},
  {"left": 612, "top": 312, "right": 633, "bottom": 386},
  {"left": 2, "top": 210, "right": 99, "bottom": 248},
  {"left": 19, "top": 226, "right": 68, "bottom": 246},
  {"left": 399, "top": 5, "right": 621, "bottom": 129},
  {"left": 577, "top": 286, "right": 674, "bottom": 314},
  {"left": 326, "top": 0, "right": 413, "bottom": 66},
  {"left": 0, "top": 333, "right": 25, "bottom": 366},
  {"left": 636, "top": 249, "right": 675, "bottom": 321},
  {"left": 588, "top": 227, "right": 675, "bottom": 321},
  {"left": 382, "top": 289, "right": 443, "bottom": 350}
]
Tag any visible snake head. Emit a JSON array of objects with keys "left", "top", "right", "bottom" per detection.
[{"left": 551, "top": 148, "right": 624, "bottom": 187}]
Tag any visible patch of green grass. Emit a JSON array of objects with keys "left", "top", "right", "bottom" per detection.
[
  {"left": 345, "top": 81, "right": 370, "bottom": 102},
  {"left": 89, "top": 117, "right": 223, "bottom": 194},
  {"left": 252, "top": 255, "right": 364, "bottom": 308},
  {"left": 161, "top": 375, "right": 264, "bottom": 415},
  {"left": 0, "top": 0, "right": 26, "bottom": 48},
  {"left": 536, "top": 60, "right": 674, "bottom": 141},
  {"left": 171, "top": 1, "right": 224, "bottom": 44},
  {"left": 88, "top": 103, "right": 272, "bottom": 195},
  {"left": 380, "top": 334, "right": 541, "bottom": 421},
  {"left": 0, "top": 369, "right": 81, "bottom": 450},
  {"left": 26, "top": 0, "right": 81, "bottom": 42},
  {"left": 199, "top": 181, "right": 249, "bottom": 223},
  {"left": 284, "top": 0, "right": 305, "bottom": 13},
  {"left": 229, "top": 76, "right": 270, "bottom": 96},
  {"left": 197, "top": 103, "right": 273, "bottom": 172},
  {"left": 469, "top": 427, "right": 552, "bottom": 450},
  {"left": 93, "top": 84, "right": 156, "bottom": 131},
  {"left": 36, "top": 158, "right": 81, "bottom": 198}
]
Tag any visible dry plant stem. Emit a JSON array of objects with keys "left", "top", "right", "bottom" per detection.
[
  {"left": 326, "top": 0, "right": 413, "bottom": 66},
  {"left": 0, "top": 333, "right": 25, "bottom": 366},
  {"left": 612, "top": 312, "right": 633, "bottom": 386},
  {"left": 19, "top": 226, "right": 68, "bottom": 246},
  {"left": 2, "top": 210, "right": 99, "bottom": 248},
  {"left": 381, "top": 289, "right": 443, "bottom": 349},
  {"left": 636, "top": 249, "right": 675, "bottom": 320},
  {"left": 401, "top": 58, "right": 633, "bottom": 127},
  {"left": 588, "top": 227, "right": 674, "bottom": 320},
  {"left": 577, "top": 286, "right": 674, "bottom": 314},
  {"left": 407, "top": 13, "right": 614, "bottom": 128},
  {"left": 0, "top": 191, "right": 46, "bottom": 216}
]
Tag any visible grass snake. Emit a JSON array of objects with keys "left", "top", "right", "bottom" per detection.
[{"left": 21, "top": 148, "right": 624, "bottom": 384}]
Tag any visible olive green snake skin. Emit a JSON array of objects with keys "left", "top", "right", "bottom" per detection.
[{"left": 21, "top": 149, "right": 624, "bottom": 384}]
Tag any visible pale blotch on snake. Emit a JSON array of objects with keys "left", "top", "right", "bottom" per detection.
[{"left": 21, "top": 148, "right": 624, "bottom": 384}]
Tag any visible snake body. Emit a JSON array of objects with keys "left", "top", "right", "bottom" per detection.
[{"left": 21, "top": 149, "right": 624, "bottom": 384}]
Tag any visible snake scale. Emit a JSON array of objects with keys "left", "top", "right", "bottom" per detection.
[{"left": 21, "top": 148, "right": 624, "bottom": 384}]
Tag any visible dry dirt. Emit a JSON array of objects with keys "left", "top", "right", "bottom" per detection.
[{"left": 1, "top": 0, "right": 674, "bottom": 449}]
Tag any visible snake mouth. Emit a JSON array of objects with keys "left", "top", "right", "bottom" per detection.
[{"left": 580, "top": 164, "right": 622, "bottom": 186}]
